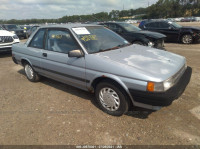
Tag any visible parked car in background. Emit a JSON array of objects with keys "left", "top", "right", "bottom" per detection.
[
  {"left": 181, "top": 17, "right": 196, "bottom": 22},
  {"left": 0, "top": 26, "right": 20, "bottom": 52},
  {"left": 2, "top": 24, "right": 27, "bottom": 39},
  {"left": 20, "top": 25, "right": 31, "bottom": 32},
  {"left": 139, "top": 20, "right": 200, "bottom": 44},
  {"left": 194, "top": 17, "right": 200, "bottom": 22},
  {"left": 12, "top": 24, "right": 191, "bottom": 116},
  {"left": 174, "top": 17, "right": 184, "bottom": 22},
  {"left": 26, "top": 25, "right": 40, "bottom": 38},
  {"left": 100, "top": 22, "right": 166, "bottom": 50},
  {"left": 125, "top": 20, "right": 137, "bottom": 24}
]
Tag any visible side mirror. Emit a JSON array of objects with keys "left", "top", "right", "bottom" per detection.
[{"left": 68, "top": 49, "right": 83, "bottom": 58}]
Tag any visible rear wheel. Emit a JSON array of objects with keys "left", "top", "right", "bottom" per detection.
[
  {"left": 95, "top": 81, "right": 130, "bottom": 116},
  {"left": 24, "top": 63, "right": 40, "bottom": 82},
  {"left": 181, "top": 34, "right": 193, "bottom": 44}
]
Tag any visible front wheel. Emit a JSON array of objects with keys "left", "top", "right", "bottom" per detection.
[
  {"left": 95, "top": 81, "right": 130, "bottom": 116},
  {"left": 181, "top": 34, "right": 193, "bottom": 44},
  {"left": 24, "top": 63, "right": 40, "bottom": 82}
]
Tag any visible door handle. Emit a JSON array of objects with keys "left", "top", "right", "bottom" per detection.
[{"left": 42, "top": 53, "right": 47, "bottom": 57}]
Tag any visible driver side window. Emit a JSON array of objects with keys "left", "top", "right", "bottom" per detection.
[
  {"left": 109, "top": 24, "right": 117, "bottom": 30},
  {"left": 45, "top": 29, "right": 80, "bottom": 54},
  {"left": 29, "top": 29, "right": 45, "bottom": 49},
  {"left": 158, "top": 22, "right": 170, "bottom": 29}
]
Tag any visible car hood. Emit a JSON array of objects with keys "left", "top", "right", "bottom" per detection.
[
  {"left": 182, "top": 26, "right": 200, "bottom": 31},
  {"left": 133, "top": 30, "right": 166, "bottom": 39},
  {"left": 94, "top": 45, "right": 185, "bottom": 81},
  {"left": 0, "top": 30, "right": 14, "bottom": 36}
]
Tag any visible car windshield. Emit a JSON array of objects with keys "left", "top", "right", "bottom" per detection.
[
  {"left": 5, "top": 25, "right": 21, "bottom": 30},
  {"left": 0, "top": 26, "right": 4, "bottom": 30},
  {"left": 169, "top": 22, "right": 182, "bottom": 28},
  {"left": 118, "top": 23, "right": 141, "bottom": 31},
  {"left": 73, "top": 26, "right": 130, "bottom": 54}
]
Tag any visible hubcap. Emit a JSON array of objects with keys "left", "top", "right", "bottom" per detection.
[
  {"left": 25, "top": 65, "right": 34, "bottom": 79},
  {"left": 99, "top": 87, "right": 120, "bottom": 111},
  {"left": 182, "top": 35, "right": 192, "bottom": 44}
]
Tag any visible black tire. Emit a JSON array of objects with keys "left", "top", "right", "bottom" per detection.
[
  {"left": 24, "top": 63, "right": 40, "bottom": 82},
  {"left": 181, "top": 34, "right": 193, "bottom": 44},
  {"left": 133, "top": 41, "right": 144, "bottom": 45},
  {"left": 95, "top": 81, "right": 130, "bottom": 116}
]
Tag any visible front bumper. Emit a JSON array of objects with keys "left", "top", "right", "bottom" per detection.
[
  {"left": 0, "top": 41, "right": 20, "bottom": 52},
  {"left": 193, "top": 35, "right": 200, "bottom": 43},
  {"left": 129, "top": 67, "right": 192, "bottom": 106},
  {"left": 0, "top": 47, "right": 12, "bottom": 52}
]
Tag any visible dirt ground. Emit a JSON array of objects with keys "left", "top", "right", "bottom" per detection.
[{"left": 0, "top": 22, "right": 200, "bottom": 145}]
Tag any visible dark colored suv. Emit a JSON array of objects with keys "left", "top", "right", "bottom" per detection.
[
  {"left": 26, "top": 25, "right": 40, "bottom": 38},
  {"left": 99, "top": 22, "right": 166, "bottom": 50},
  {"left": 139, "top": 20, "right": 200, "bottom": 44},
  {"left": 2, "top": 24, "right": 27, "bottom": 39}
]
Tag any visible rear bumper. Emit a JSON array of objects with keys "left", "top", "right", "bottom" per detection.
[{"left": 129, "top": 67, "right": 192, "bottom": 106}]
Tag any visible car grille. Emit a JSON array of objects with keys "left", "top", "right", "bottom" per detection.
[{"left": 0, "top": 36, "right": 14, "bottom": 43}]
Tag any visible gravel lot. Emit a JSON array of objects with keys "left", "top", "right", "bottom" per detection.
[{"left": 0, "top": 22, "right": 200, "bottom": 145}]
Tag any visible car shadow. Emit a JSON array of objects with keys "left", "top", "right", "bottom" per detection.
[
  {"left": 18, "top": 69, "right": 155, "bottom": 119},
  {"left": 0, "top": 51, "right": 12, "bottom": 58},
  {"left": 126, "top": 107, "right": 154, "bottom": 119}
]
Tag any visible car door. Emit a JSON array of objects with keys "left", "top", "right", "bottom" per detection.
[
  {"left": 40, "top": 28, "right": 87, "bottom": 90},
  {"left": 27, "top": 28, "right": 46, "bottom": 74},
  {"left": 157, "top": 22, "right": 179, "bottom": 42}
]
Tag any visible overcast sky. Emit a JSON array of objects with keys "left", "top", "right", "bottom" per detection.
[{"left": 0, "top": 0, "right": 158, "bottom": 20}]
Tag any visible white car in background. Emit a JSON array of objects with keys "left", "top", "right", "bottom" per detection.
[{"left": 0, "top": 26, "right": 20, "bottom": 52}]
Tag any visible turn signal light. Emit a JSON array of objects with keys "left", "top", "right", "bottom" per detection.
[{"left": 147, "top": 82, "right": 154, "bottom": 92}]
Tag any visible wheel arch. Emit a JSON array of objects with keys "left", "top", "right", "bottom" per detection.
[
  {"left": 179, "top": 30, "right": 193, "bottom": 40},
  {"left": 90, "top": 76, "right": 134, "bottom": 106},
  {"left": 21, "top": 58, "right": 32, "bottom": 67},
  {"left": 131, "top": 37, "right": 149, "bottom": 45},
  {"left": 180, "top": 33, "right": 193, "bottom": 44}
]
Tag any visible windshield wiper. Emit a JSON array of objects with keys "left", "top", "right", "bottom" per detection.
[
  {"left": 91, "top": 43, "right": 131, "bottom": 54},
  {"left": 99, "top": 46, "right": 120, "bottom": 53},
  {"left": 98, "top": 43, "right": 131, "bottom": 53}
]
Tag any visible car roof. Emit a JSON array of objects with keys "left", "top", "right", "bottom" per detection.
[
  {"left": 3, "top": 24, "right": 18, "bottom": 25},
  {"left": 143, "top": 19, "right": 170, "bottom": 23},
  {"left": 39, "top": 23, "right": 101, "bottom": 29},
  {"left": 103, "top": 22, "right": 125, "bottom": 24}
]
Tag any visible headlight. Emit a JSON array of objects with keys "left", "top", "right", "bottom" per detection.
[
  {"left": 148, "top": 41, "right": 154, "bottom": 47},
  {"left": 147, "top": 81, "right": 173, "bottom": 92},
  {"left": 147, "top": 82, "right": 165, "bottom": 92},
  {"left": 163, "top": 78, "right": 173, "bottom": 91},
  {"left": 13, "top": 35, "right": 19, "bottom": 39},
  {"left": 147, "top": 63, "right": 187, "bottom": 92},
  {"left": 10, "top": 31, "right": 15, "bottom": 34}
]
